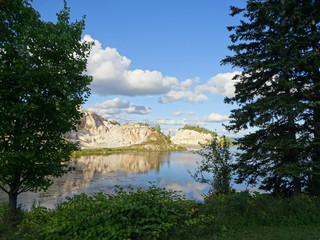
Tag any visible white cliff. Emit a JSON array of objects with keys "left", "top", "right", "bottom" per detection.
[
  {"left": 65, "top": 108, "right": 180, "bottom": 150},
  {"left": 170, "top": 129, "right": 215, "bottom": 149}
]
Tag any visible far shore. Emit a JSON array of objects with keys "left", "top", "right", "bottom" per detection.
[{"left": 72, "top": 143, "right": 240, "bottom": 157}]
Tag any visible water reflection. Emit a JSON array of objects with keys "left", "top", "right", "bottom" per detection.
[
  {"left": 0, "top": 151, "right": 212, "bottom": 209},
  {"left": 51, "top": 152, "right": 169, "bottom": 197}
]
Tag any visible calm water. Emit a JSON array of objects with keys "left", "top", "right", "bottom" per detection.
[{"left": 0, "top": 148, "right": 250, "bottom": 209}]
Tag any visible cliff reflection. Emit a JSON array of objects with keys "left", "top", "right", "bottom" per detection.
[{"left": 46, "top": 152, "right": 169, "bottom": 198}]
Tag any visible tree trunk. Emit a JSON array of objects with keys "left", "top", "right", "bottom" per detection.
[
  {"left": 310, "top": 108, "right": 320, "bottom": 196},
  {"left": 8, "top": 192, "right": 18, "bottom": 216},
  {"left": 8, "top": 173, "right": 21, "bottom": 216},
  {"left": 287, "top": 109, "right": 301, "bottom": 196},
  {"left": 309, "top": 15, "right": 320, "bottom": 196},
  {"left": 293, "top": 176, "right": 301, "bottom": 197}
]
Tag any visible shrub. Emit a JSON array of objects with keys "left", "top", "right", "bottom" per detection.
[{"left": 17, "top": 185, "right": 195, "bottom": 240}]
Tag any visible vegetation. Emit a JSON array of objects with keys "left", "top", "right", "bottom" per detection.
[
  {"left": 72, "top": 145, "right": 186, "bottom": 158},
  {"left": 13, "top": 185, "right": 195, "bottom": 240},
  {"left": 1, "top": 0, "right": 319, "bottom": 238},
  {"left": 181, "top": 124, "right": 217, "bottom": 135},
  {"left": 191, "top": 135, "right": 234, "bottom": 194},
  {"left": 71, "top": 147, "right": 148, "bottom": 158},
  {"left": 0, "top": 0, "right": 92, "bottom": 214},
  {"left": 222, "top": 0, "right": 320, "bottom": 196},
  {"left": 153, "top": 124, "right": 161, "bottom": 133},
  {"left": 1, "top": 186, "right": 320, "bottom": 240}
]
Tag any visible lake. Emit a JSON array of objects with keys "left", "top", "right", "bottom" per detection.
[{"left": 0, "top": 148, "right": 250, "bottom": 209}]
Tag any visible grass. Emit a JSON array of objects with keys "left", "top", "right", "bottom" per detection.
[
  {"left": 227, "top": 225, "right": 320, "bottom": 240},
  {"left": 72, "top": 145, "right": 186, "bottom": 158},
  {"left": 71, "top": 147, "right": 148, "bottom": 158}
]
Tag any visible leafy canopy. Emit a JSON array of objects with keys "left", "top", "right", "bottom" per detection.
[{"left": 0, "top": 0, "right": 92, "bottom": 212}]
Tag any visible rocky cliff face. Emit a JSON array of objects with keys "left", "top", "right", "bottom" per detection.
[
  {"left": 65, "top": 108, "right": 180, "bottom": 150},
  {"left": 170, "top": 129, "right": 214, "bottom": 149}
]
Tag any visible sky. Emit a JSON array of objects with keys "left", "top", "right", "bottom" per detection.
[{"left": 31, "top": 0, "right": 247, "bottom": 137}]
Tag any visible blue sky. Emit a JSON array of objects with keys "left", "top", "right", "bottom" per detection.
[{"left": 31, "top": 0, "right": 247, "bottom": 137}]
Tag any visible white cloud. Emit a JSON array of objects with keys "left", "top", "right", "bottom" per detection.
[
  {"left": 88, "top": 98, "right": 152, "bottom": 118},
  {"left": 203, "top": 113, "right": 230, "bottom": 122},
  {"left": 172, "top": 111, "right": 195, "bottom": 116},
  {"left": 159, "top": 78, "right": 208, "bottom": 103},
  {"left": 180, "top": 78, "right": 196, "bottom": 90},
  {"left": 126, "top": 105, "right": 152, "bottom": 115},
  {"left": 196, "top": 72, "right": 241, "bottom": 97},
  {"left": 156, "top": 113, "right": 229, "bottom": 126},
  {"left": 83, "top": 35, "right": 178, "bottom": 96},
  {"left": 159, "top": 90, "right": 208, "bottom": 103},
  {"left": 156, "top": 118, "right": 192, "bottom": 126},
  {"left": 156, "top": 118, "right": 203, "bottom": 126},
  {"left": 90, "top": 98, "right": 130, "bottom": 109},
  {"left": 83, "top": 34, "right": 240, "bottom": 102}
]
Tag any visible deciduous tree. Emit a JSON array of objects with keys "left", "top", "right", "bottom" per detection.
[
  {"left": 0, "top": 0, "right": 92, "bottom": 214},
  {"left": 191, "top": 135, "right": 233, "bottom": 195}
]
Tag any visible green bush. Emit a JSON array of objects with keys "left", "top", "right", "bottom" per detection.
[{"left": 17, "top": 185, "right": 195, "bottom": 240}]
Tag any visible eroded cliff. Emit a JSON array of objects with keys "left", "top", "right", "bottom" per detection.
[{"left": 65, "top": 108, "right": 181, "bottom": 150}]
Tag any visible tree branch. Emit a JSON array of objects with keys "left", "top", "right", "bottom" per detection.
[{"left": 0, "top": 185, "right": 9, "bottom": 194}]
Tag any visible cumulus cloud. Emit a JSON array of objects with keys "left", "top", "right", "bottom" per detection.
[
  {"left": 203, "top": 113, "right": 230, "bottom": 122},
  {"left": 160, "top": 90, "right": 208, "bottom": 103},
  {"left": 83, "top": 35, "right": 178, "bottom": 96},
  {"left": 159, "top": 78, "right": 208, "bottom": 103},
  {"left": 90, "top": 98, "right": 130, "bottom": 109},
  {"left": 172, "top": 111, "right": 195, "bottom": 116},
  {"left": 156, "top": 118, "right": 203, "bottom": 126},
  {"left": 157, "top": 113, "right": 229, "bottom": 126},
  {"left": 126, "top": 105, "right": 152, "bottom": 115},
  {"left": 156, "top": 118, "right": 194, "bottom": 126},
  {"left": 88, "top": 98, "right": 152, "bottom": 118},
  {"left": 83, "top": 34, "right": 240, "bottom": 103},
  {"left": 196, "top": 72, "right": 241, "bottom": 97}
]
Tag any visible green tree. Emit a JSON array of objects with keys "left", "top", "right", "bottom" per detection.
[
  {"left": 222, "top": 0, "right": 320, "bottom": 196},
  {"left": 191, "top": 135, "right": 233, "bottom": 195},
  {"left": 154, "top": 124, "right": 161, "bottom": 133},
  {"left": 0, "top": 0, "right": 92, "bottom": 214}
]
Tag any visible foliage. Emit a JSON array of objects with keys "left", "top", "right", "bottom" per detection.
[
  {"left": 2, "top": 190, "right": 320, "bottom": 240},
  {"left": 0, "top": 202, "right": 24, "bottom": 240},
  {"left": 181, "top": 125, "right": 217, "bottom": 135},
  {"left": 153, "top": 124, "right": 161, "bottom": 133},
  {"left": 222, "top": 0, "right": 320, "bottom": 196},
  {"left": 71, "top": 147, "right": 148, "bottom": 158},
  {"left": 0, "top": 0, "right": 92, "bottom": 213},
  {"left": 191, "top": 135, "right": 234, "bottom": 194},
  {"left": 17, "top": 185, "right": 195, "bottom": 240}
]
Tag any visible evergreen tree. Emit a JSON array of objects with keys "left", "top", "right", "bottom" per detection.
[
  {"left": 222, "top": 0, "right": 320, "bottom": 196},
  {"left": 0, "top": 0, "right": 92, "bottom": 214}
]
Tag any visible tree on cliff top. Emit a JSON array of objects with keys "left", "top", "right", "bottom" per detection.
[
  {"left": 222, "top": 0, "right": 320, "bottom": 196},
  {"left": 0, "top": 0, "right": 92, "bottom": 214}
]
